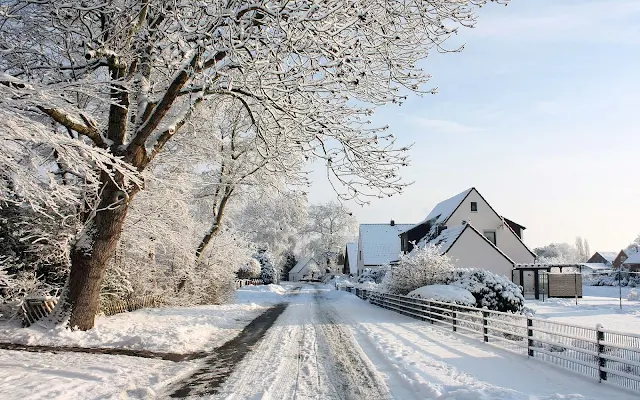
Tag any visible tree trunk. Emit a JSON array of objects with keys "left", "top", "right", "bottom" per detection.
[{"left": 67, "top": 180, "right": 132, "bottom": 330}]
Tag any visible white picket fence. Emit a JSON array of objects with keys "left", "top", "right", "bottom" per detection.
[{"left": 343, "top": 287, "right": 640, "bottom": 393}]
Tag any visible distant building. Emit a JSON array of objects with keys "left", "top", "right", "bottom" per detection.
[
  {"left": 622, "top": 251, "right": 640, "bottom": 272},
  {"left": 356, "top": 221, "right": 415, "bottom": 275},
  {"left": 586, "top": 251, "right": 617, "bottom": 266},
  {"left": 343, "top": 242, "right": 358, "bottom": 275},
  {"left": 399, "top": 187, "right": 535, "bottom": 277},
  {"left": 288, "top": 257, "right": 320, "bottom": 282}
]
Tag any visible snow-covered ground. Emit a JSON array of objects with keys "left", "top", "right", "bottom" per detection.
[
  {"left": 0, "top": 284, "right": 287, "bottom": 354},
  {"left": 216, "top": 285, "right": 635, "bottom": 399},
  {"left": 527, "top": 286, "right": 640, "bottom": 332},
  {"left": 0, "top": 283, "right": 636, "bottom": 399}
]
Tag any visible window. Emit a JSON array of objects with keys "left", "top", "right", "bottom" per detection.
[
  {"left": 471, "top": 201, "right": 478, "bottom": 212},
  {"left": 484, "top": 230, "right": 496, "bottom": 246}
]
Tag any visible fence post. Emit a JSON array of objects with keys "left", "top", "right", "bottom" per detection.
[
  {"left": 452, "top": 306, "right": 457, "bottom": 332},
  {"left": 596, "top": 323, "right": 607, "bottom": 382},
  {"left": 427, "top": 301, "right": 433, "bottom": 324},
  {"left": 482, "top": 311, "right": 489, "bottom": 342},
  {"left": 527, "top": 317, "right": 534, "bottom": 357}
]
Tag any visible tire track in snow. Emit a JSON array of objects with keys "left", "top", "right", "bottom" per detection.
[{"left": 313, "top": 291, "right": 392, "bottom": 400}]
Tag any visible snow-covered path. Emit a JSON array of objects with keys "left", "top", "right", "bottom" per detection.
[{"left": 213, "top": 285, "right": 635, "bottom": 400}]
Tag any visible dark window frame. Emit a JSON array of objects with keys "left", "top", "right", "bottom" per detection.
[
  {"left": 484, "top": 230, "right": 497, "bottom": 246},
  {"left": 471, "top": 201, "right": 478, "bottom": 212}
]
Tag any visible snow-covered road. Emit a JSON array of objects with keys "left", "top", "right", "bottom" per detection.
[{"left": 213, "top": 284, "right": 635, "bottom": 400}]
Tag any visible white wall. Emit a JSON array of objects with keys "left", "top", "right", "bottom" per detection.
[
  {"left": 357, "top": 233, "right": 364, "bottom": 275},
  {"left": 448, "top": 189, "right": 535, "bottom": 264},
  {"left": 446, "top": 228, "right": 514, "bottom": 278}
]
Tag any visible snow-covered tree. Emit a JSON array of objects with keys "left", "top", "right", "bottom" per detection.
[
  {"left": 306, "top": 201, "right": 357, "bottom": 271},
  {"left": 382, "top": 245, "right": 454, "bottom": 295},
  {"left": 575, "top": 237, "right": 591, "bottom": 262},
  {"left": 534, "top": 242, "right": 582, "bottom": 264},
  {"left": 237, "top": 259, "right": 261, "bottom": 280},
  {"left": 254, "top": 248, "right": 278, "bottom": 284},
  {"left": 231, "top": 189, "right": 308, "bottom": 263},
  {"left": 1, "top": 0, "right": 507, "bottom": 329},
  {"left": 626, "top": 235, "right": 640, "bottom": 254},
  {"left": 280, "top": 251, "right": 298, "bottom": 281},
  {"left": 192, "top": 100, "right": 306, "bottom": 260}
]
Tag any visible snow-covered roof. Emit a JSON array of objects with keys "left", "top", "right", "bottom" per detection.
[
  {"left": 290, "top": 257, "right": 315, "bottom": 274},
  {"left": 416, "top": 222, "right": 514, "bottom": 264},
  {"left": 359, "top": 223, "right": 415, "bottom": 266},
  {"left": 417, "top": 188, "right": 473, "bottom": 227},
  {"left": 623, "top": 251, "right": 640, "bottom": 265},
  {"left": 417, "top": 224, "right": 466, "bottom": 254},
  {"left": 594, "top": 252, "right": 617, "bottom": 263},
  {"left": 580, "top": 263, "right": 612, "bottom": 271},
  {"left": 345, "top": 242, "right": 358, "bottom": 274}
]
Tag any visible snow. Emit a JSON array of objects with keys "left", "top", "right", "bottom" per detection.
[
  {"left": 418, "top": 223, "right": 466, "bottom": 252},
  {"left": 415, "top": 187, "right": 473, "bottom": 227},
  {"left": 0, "top": 284, "right": 288, "bottom": 354},
  {"left": 408, "top": 284, "right": 475, "bottom": 306},
  {"left": 0, "top": 348, "right": 189, "bottom": 400},
  {"left": 346, "top": 242, "right": 358, "bottom": 274},
  {"left": 0, "top": 284, "right": 636, "bottom": 399},
  {"left": 359, "top": 223, "right": 415, "bottom": 266},
  {"left": 624, "top": 251, "right": 640, "bottom": 265},
  {"left": 594, "top": 251, "right": 618, "bottom": 263},
  {"left": 580, "top": 262, "right": 613, "bottom": 271},
  {"left": 217, "top": 284, "right": 635, "bottom": 399},
  {"left": 288, "top": 256, "right": 315, "bottom": 275},
  {"left": 526, "top": 285, "right": 640, "bottom": 332}
]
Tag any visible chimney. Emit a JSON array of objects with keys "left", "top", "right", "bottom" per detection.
[{"left": 390, "top": 220, "right": 395, "bottom": 226}]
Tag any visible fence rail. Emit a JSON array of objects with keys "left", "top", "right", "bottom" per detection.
[
  {"left": 235, "top": 279, "right": 264, "bottom": 289},
  {"left": 342, "top": 287, "right": 640, "bottom": 393}
]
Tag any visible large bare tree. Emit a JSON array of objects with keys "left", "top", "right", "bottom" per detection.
[{"left": 1, "top": 0, "right": 506, "bottom": 329}]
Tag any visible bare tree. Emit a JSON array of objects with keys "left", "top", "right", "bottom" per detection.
[
  {"left": 306, "top": 201, "right": 357, "bottom": 272},
  {"left": 1, "top": 0, "right": 506, "bottom": 329}
]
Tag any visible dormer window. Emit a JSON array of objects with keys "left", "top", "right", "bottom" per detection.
[{"left": 471, "top": 202, "right": 478, "bottom": 212}]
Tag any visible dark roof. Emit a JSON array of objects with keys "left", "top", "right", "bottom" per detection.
[{"left": 503, "top": 217, "right": 526, "bottom": 231}]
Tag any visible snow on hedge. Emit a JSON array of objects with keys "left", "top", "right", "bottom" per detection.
[
  {"left": 407, "top": 285, "right": 475, "bottom": 306},
  {"left": 448, "top": 269, "right": 525, "bottom": 313}
]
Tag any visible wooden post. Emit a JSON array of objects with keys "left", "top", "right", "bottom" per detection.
[
  {"left": 452, "top": 307, "right": 457, "bottom": 332},
  {"left": 483, "top": 311, "right": 489, "bottom": 342},
  {"left": 527, "top": 317, "right": 534, "bottom": 357},
  {"left": 596, "top": 324, "right": 607, "bottom": 382}
]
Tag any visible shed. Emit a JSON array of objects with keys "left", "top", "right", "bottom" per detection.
[{"left": 288, "top": 257, "right": 320, "bottom": 282}]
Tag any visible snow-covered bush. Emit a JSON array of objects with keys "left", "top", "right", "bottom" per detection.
[
  {"left": 628, "top": 289, "right": 639, "bottom": 301},
  {"left": 358, "top": 268, "right": 387, "bottom": 284},
  {"left": 407, "top": 285, "right": 475, "bottom": 306},
  {"left": 447, "top": 269, "right": 525, "bottom": 313},
  {"left": 585, "top": 272, "right": 640, "bottom": 287},
  {"left": 382, "top": 245, "right": 454, "bottom": 295},
  {"left": 237, "top": 259, "right": 261, "bottom": 279}
]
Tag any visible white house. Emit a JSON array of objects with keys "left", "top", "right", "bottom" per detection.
[
  {"left": 357, "top": 221, "right": 415, "bottom": 275},
  {"left": 399, "top": 187, "right": 536, "bottom": 277},
  {"left": 344, "top": 242, "right": 358, "bottom": 275},
  {"left": 289, "top": 257, "right": 320, "bottom": 282}
]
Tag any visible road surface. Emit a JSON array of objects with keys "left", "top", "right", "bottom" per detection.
[{"left": 210, "top": 284, "right": 634, "bottom": 400}]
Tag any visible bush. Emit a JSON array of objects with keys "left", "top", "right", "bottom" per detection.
[
  {"left": 448, "top": 268, "right": 525, "bottom": 313},
  {"left": 358, "top": 268, "right": 386, "bottom": 284},
  {"left": 407, "top": 284, "right": 475, "bottom": 306},
  {"left": 381, "top": 245, "right": 454, "bottom": 295},
  {"left": 628, "top": 289, "right": 639, "bottom": 301},
  {"left": 237, "top": 259, "right": 261, "bottom": 279}
]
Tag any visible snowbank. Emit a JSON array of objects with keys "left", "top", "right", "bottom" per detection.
[
  {"left": 0, "top": 284, "right": 288, "bottom": 353},
  {"left": 407, "top": 284, "right": 475, "bottom": 306}
]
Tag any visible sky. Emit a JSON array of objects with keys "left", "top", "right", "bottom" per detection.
[{"left": 307, "top": 0, "right": 640, "bottom": 252}]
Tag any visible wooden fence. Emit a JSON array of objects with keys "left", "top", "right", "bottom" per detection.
[
  {"left": 100, "top": 295, "right": 165, "bottom": 317},
  {"left": 342, "top": 287, "right": 640, "bottom": 393}
]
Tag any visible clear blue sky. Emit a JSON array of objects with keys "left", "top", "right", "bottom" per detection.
[{"left": 308, "top": 0, "right": 640, "bottom": 252}]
